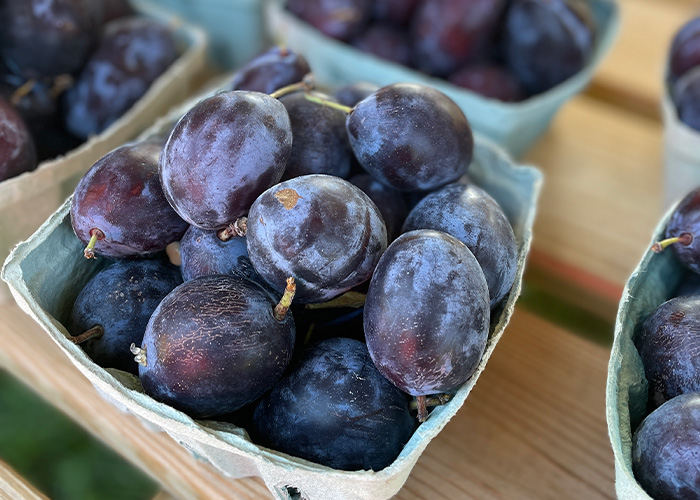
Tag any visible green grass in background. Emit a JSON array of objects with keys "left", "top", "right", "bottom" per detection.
[{"left": 0, "top": 370, "right": 157, "bottom": 500}]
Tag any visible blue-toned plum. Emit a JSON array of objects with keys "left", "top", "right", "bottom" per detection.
[
  {"left": 333, "top": 81, "right": 379, "bottom": 107},
  {"left": 349, "top": 173, "right": 408, "bottom": 242},
  {"left": 64, "top": 16, "right": 178, "bottom": 139},
  {"left": 634, "top": 296, "right": 700, "bottom": 410},
  {"left": 159, "top": 91, "right": 292, "bottom": 231},
  {"left": 669, "top": 17, "right": 700, "bottom": 82},
  {"left": 347, "top": 83, "right": 473, "bottom": 192},
  {"left": 179, "top": 225, "right": 253, "bottom": 282},
  {"left": 632, "top": 393, "right": 700, "bottom": 499},
  {"left": 229, "top": 46, "right": 311, "bottom": 94},
  {"left": 364, "top": 229, "right": 490, "bottom": 421},
  {"left": 253, "top": 337, "right": 415, "bottom": 471},
  {"left": 279, "top": 90, "right": 352, "bottom": 180},
  {"left": 504, "top": 0, "right": 595, "bottom": 95},
  {"left": 246, "top": 174, "right": 387, "bottom": 303},
  {"left": 70, "top": 140, "right": 188, "bottom": 259},
  {"left": 402, "top": 183, "right": 518, "bottom": 308},
  {"left": 135, "top": 274, "right": 296, "bottom": 418},
  {"left": 672, "top": 67, "right": 700, "bottom": 132},
  {"left": 652, "top": 187, "right": 700, "bottom": 272},
  {"left": 286, "top": 0, "right": 371, "bottom": 41},
  {"left": 68, "top": 258, "right": 182, "bottom": 374}
]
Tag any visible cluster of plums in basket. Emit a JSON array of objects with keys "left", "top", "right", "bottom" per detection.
[
  {"left": 285, "top": 0, "right": 597, "bottom": 101},
  {"left": 669, "top": 16, "right": 700, "bottom": 132},
  {"left": 0, "top": 0, "right": 177, "bottom": 182},
  {"left": 630, "top": 187, "right": 700, "bottom": 498},
  {"left": 67, "top": 47, "right": 518, "bottom": 472}
]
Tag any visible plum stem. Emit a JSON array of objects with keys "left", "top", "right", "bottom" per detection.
[
  {"left": 68, "top": 325, "right": 104, "bottom": 344},
  {"left": 217, "top": 217, "right": 248, "bottom": 241},
  {"left": 410, "top": 394, "right": 452, "bottom": 411},
  {"left": 130, "top": 343, "right": 147, "bottom": 367},
  {"left": 270, "top": 73, "right": 315, "bottom": 99},
  {"left": 10, "top": 78, "right": 36, "bottom": 106},
  {"left": 416, "top": 395, "right": 429, "bottom": 423},
  {"left": 274, "top": 277, "right": 296, "bottom": 321},
  {"left": 49, "top": 74, "right": 74, "bottom": 99},
  {"left": 304, "top": 93, "right": 353, "bottom": 114},
  {"left": 83, "top": 228, "right": 105, "bottom": 259},
  {"left": 651, "top": 233, "right": 693, "bottom": 253}
]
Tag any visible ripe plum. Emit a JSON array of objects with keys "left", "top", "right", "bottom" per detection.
[
  {"left": 347, "top": 83, "right": 473, "bottom": 192},
  {"left": 70, "top": 140, "right": 188, "bottom": 259},
  {"left": 349, "top": 173, "right": 408, "bottom": 242},
  {"left": 652, "top": 187, "right": 700, "bottom": 273},
  {"left": 333, "top": 81, "right": 379, "bottom": 107},
  {"left": 672, "top": 67, "right": 700, "bottom": 132},
  {"left": 632, "top": 393, "right": 700, "bottom": 499},
  {"left": 286, "top": 0, "right": 371, "bottom": 41},
  {"left": 229, "top": 46, "right": 311, "bottom": 94},
  {"left": 279, "top": 90, "right": 352, "bottom": 180},
  {"left": 246, "top": 174, "right": 387, "bottom": 303},
  {"left": 64, "top": 16, "right": 178, "bottom": 139},
  {"left": 0, "top": 0, "right": 103, "bottom": 78},
  {"left": 669, "top": 17, "right": 700, "bottom": 82},
  {"left": 351, "top": 25, "right": 412, "bottom": 67},
  {"left": 448, "top": 63, "right": 526, "bottom": 102},
  {"left": 634, "top": 296, "right": 700, "bottom": 410},
  {"left": 136, "top": 274, "right": 296, "bottom": 418},
  {"left": 69, "top": 258, "right": 183, "bottom": 374},
  {"left": 252, "top": 337, "right": 414, "bottom": 471},
  {"left": 363, "top": 229, "right": 490, "bottom": 421},
  {"left": 371, "top": 0, "right": 421, "bottom": 27},
  {"left": 0, "top": 96, "right": 37, "bottom": 182},
  {"left": 159, "top": 91, "right": 292, "bottom": 230},
  {"left": 410, "top": 0, "right": 507, "bottom": 76},
  {"left": 504, "top": 0, "right": 595, "bottom": 94},
  {"left": 402, "top": 183, "right": 518, "bottom": 308},
  {"left": 179, "top": 225, "right": 257, "bottom": 282}
]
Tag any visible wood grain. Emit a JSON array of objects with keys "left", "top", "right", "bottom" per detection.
[
  {"left": 0, "top": 303, "right": 613, "bottom": 500},
  {"left": 0, "top": 460, "right": 49, "bottom": 500}
]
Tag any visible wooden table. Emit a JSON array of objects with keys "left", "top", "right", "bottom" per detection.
[{"left": 0, "top": 0, "right": 693, "bottom": 498}]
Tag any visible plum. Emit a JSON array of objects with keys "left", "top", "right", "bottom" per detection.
[
  {"left": 0, "top": 96, "right": 37, "bottom": 182},
  {"left": 229, "top": 46, "right": 311, "bottom": 94},
  {"left": 653, "top": 187, "right": 700, "bottom": 272}
]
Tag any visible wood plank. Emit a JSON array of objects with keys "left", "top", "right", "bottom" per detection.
[
  {"left": 0, "top": 303, "right": 613, "bottom": 499},
  {"left": 522, "top": 93, "right": 664, "bottom": 315},
  {"left": 590, "top": 0, "right": 698, "bottom": 118},
  {"left": 0, "top": 459, "right": 49, "bottom": 500}
]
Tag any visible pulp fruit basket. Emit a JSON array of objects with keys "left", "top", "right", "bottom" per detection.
[
  {"left": 139, "top": 0, "right": 269, "bottom": 70},
  {"left": 2, "top": 81, "right": 542, "bottom": 500},
  {"left": 0, "top": 0, "right": 208, "bottom": 303},
  {"left": 264, "top": 0, "right": 620, "bottom": 159},
  {"left": 606, "top": 206, "right": 685, "bottom": 499}
]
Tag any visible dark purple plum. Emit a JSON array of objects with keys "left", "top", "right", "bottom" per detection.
[
  {"left": 252, "top": 337, "right": 414, "bottom": 471},
  {"left": 371, "top": 0, "right": 421, "bottom": 27},
  {"left": 68, "top": 258, "right": 183, "bottom": 374},
  {"left": 0, "top": 96, "right": 37, "bottom": 182},
  {"left": 634, "top": 296, "right": 700, "bottom": 410},
  {"left": 286, "top": 0, "right": 371, "bottom": 41},
  {"left": 64, "top": 16, "right": 178, "bottom": 139},
  {"left": 669, "top": 17, "right": 700, "bottom": 82},
  {"left": 160, "top": 91, "right": 292, "bottom": 230},
  {"left": 349, "top": 173, "right": 408, "bottom": 242},
  {"left": 136, "top": 274, "right": 296, "bottom": 419},
  {"left": 179, "top": 225, "right": 257, "bottom": 282},
  {"left": 347, "top": 83, "right": 473, "bottom": 192},
  {"left": 410, "top": 0, "right": 508, "bottom": 76},
  {"left": 672, "top": 67, "right": 700, "bottom": 132},
  {"left": 402, "top": 183, "right": 518, "bottom": 308},
  {"left": 246, "top": 174, "right": 387, "bottom": 303},
  {"left": 70, "top": 141, "right": 189, "bottom": 259},
  {"left": 351, "top": 25, "right": 413, "bottom": 66},
  {"left": 333, "top": 81, "right": 379, "bottom": 107},
  {"left": 652, "top": 187, "right": 700, "bottom": 273},
  {"left": 279, "top": 90, "right": 352, "bottom": 180},
  {"left": 504, "top": 0, "right": 595, "bottom": 95},
  {"left": 229, "top": 46, "right": 311, "bottom": 94},
  {"left": 364, "top": 229, "right": 490, "bottom": 421},
  {"left": 0, "top": 0, "right": 103, "bottom": 78},
  {"left": 448, "top": 63, "right": 526, "bottom": 102},
  {"left": 103, "top": 0, "right": 135, "bottom": 23},
  {"left": 632, "top": 393, "right": 700, "bottom": 499}
]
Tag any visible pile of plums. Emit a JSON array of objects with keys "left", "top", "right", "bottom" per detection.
[
  {"left": 67, "top": 47, "right": 520, "bottom": 472},
  {"left": 669, "top": 17, "right": 700, "bottom": 132},
  {"left": 630, "top": 187, "right": 700, "bottom": 498},
  {"left": 284, "top": 0, "right": 597, "bottom": 102},
  {"left": 0, "top": 0, "right": 178, "bottom": 182}
]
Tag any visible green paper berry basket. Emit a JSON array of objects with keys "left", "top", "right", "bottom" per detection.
[
  {"left": 0, "top": 0, "right": 209, "bottom": 303},
  {"left": 606, "top": 203, "right": 688, "bottom": 499},
  {"left": 2, "top": 79, "right": 542, "bottom": 500},
  {"left": 264, "top": 0, "right": 620, "bottom": 159}
]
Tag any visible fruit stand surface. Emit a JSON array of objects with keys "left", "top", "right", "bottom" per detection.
[{"left": 0, "top": 0, "right": 690, "bottom": 498}]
